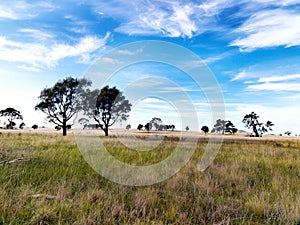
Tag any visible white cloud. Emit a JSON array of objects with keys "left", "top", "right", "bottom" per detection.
[
  {"left": 258, "top": 74, "right": 300, "bottom": 83},
  {"left": 19, "top": 28, "right": 54, "bottom": 41},
  {"left": 0, "top": 7, "right": 18, "bottom": 19},
  {"left": 91, "top": 0, "right": 233, "bottom": 38},
  {"left": 249, "top": 0, "right": 300, "bottom": 6},
  {"left": 230, "top": 9, "right": 300, "bottom": 51},
  {"left": 197, "top": 0, "right": 234, "bottom": 17},
  {"left": 116, "top": 1, "right": 197, "bottom": 38},
  {"left": 203, "top": 51, "right": 232, "bottom": 64},
  {"left": 231, "top": 70, "right": 248, "bottom": 81},
  {"left": 0, "top": 32, "right": 110, "bottom": 70},
  {"left": 244, "top": 73, "right": 300, "bottom": 92},
  {"left": 247, "top": 82, "right": 300, "bottom": 91},
  {"left": 0, "top": 1, "right": 56, "bottom": 20},
  {"left": 18, "top": 64, "right": 41, "bottom": 72},
  {"left": 139, "top": 98, "right": 164, "bottom": 104},
  {"left": 116, "top": 50, "right": 135, "bottom": 55}
]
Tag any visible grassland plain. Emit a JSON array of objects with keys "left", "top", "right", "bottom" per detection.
[{"left": 0, "top": 131, "right": 299, "bottom": 224}]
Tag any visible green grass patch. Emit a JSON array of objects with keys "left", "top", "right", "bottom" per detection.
[{"left": 0, "top": 132, "right": 299, "bottom": 224}]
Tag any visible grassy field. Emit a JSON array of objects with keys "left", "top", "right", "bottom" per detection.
[{"left": 0, "top": 131, "right": 299, "bottom": 224}]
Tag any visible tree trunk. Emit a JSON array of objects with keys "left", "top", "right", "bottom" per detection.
[
  {"left": 104, "top": 126, "right": 108, "bottom": 136},
  {"left": 62, "top": 119, "right": 67, "bottom": 136},
  {"left": 253, "top": 125, "right": 259, "bottom": 137}
]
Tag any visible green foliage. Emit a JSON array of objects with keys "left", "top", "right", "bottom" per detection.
[
  {"left": 242, "top": 112, "right": 274, "bottom": 137},
  {"left": 35, "top": 77, "right": 91, "bottom": 136},
  {"left": 150, "top": 117, "right": 162, "bottom": 131},
  {"left": 144, "top": 122, "right": 152, "bottom": 132},
  {"left": 19, "top": 122, "right": 25, "bottom": 129},
  {"left": 83, "top": 85, "right": 132, "bottom": 136},
  {"left": 137, "top": 124, "right": 143, "bottom": 130},
  {"left": 0, "top": 108, "right": 23, "bottom": 129},
  {"left": 201, "top": 125, "right": 209, "bottom": 134},
  {"left": 212, "top": 119, "right": 237, "bottom": 134}
]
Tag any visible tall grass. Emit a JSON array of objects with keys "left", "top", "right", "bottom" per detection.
[{"left": 0, "top": 132, "right": 299, "bottom": 224}]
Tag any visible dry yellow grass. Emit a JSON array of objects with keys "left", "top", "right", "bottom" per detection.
[{"left": 0, "top": 131, "right": 299, "bottom": 224}]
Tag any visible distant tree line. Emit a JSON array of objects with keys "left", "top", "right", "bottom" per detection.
[
  {"left": 135, "top": 117, "right": 175, "bottom": 132},
  {"left": 0, "top": 76, "right": 280, "bottom": 138}
]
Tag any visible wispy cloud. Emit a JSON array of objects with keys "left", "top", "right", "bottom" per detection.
[
  {"left": 0, "top": 7, "right": 18, "bottom": 19},
  {"left": 203, "top": 51, "right": 233, "bottom": 64},
  {"left": 231, "top": 70, "right": 248, "bottom": 81},
  {"left": 89, "top": 0, "right": 234, "bottom": 38},
  {"left": 258, "top": 74, "right": 300, "bottom": 83},
  {"left": 249, "top": 0, "right": 300, "bottom": 6},
  {"left": 247, "top": 82, "right": 300, "bottom": 91},
  {"left": 18, "top": 64, "right": 41, "bottom": 72},
  {"left": 115, "top": 1, "right": 198, "bottom": 38},
  {"left": 230, "top": 9, "right": 300, "bottom": 51},
  {"left": 0, "top": 32, "right": 110, "bottom": 71},
  {"left": 245, "top": 73, "right": 300, "bottom": 92},
  {"left": 197, "top": 0, "right": 235, "bottom": 17},
  {"left": 19, "top": 28, "right": 54, "bottom": 41},
  {"left": 87, "top": 0, "right": 300, "bottom": 46},
  {"left": 0, "top": 1, "right": 57, "bottom": 20}
]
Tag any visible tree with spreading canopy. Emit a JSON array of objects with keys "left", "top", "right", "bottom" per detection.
[
  {"left": 35, "top": 77, "right": 91, "bottom": 136},
  {"left": 211, "top": 119, "right": 237, "bottom": 134},
  {"left": 225, "top": 121, "right": 238, "bottom": 134},
  {"left": 242, "top": 112, "right": 274, "bottom": 137},
  {"left": 0, "top": 108, "right": 23, "bottom": 129},
  {"left": 150, "top": 117, "right": 162, "bottom": 131},
  {"left": 211, "top": 119, "right": 227, "bottom": 134},
  {"left": 83, "top": 85, "right": 131, "bottom": 136}
]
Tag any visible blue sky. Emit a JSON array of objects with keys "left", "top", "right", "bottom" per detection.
[{"left": 0, "top": 0, "right": 300, "bottom": 134}]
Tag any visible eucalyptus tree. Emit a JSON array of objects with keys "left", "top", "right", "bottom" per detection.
[
  {"left": 242, "top": 112, "right": 274, "bottom": 137},
  {"left": 35, "top": 77, "right": 91, "bottom": 136},
  {"left": 0, "top": 108, "right": 23, "bottom": 129},
  {"left": 83, "top": 85, "right": 131, "bottom": 136}
]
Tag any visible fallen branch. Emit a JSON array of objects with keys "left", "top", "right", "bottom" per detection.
[
  {"left": 0, "top": 157, "right": 31, "bottom": 166},
  {"left": 31, "top": 194, "right": 72, "bottom": 202},
  {"left": 31, "top": 194, "right": 57, "bottom": 199}
]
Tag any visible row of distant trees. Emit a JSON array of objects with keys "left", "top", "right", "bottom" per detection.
[
  {"left": 136, "top": 117, "right": 176, "bottom": 132},
  {"left": 123, "top": 112, "right": 274, "bottom": 138},
  {"left": 0, "top": 77, "right": 276, "bottom": 137},
  {"left": 197, "top": 113, "right": 274, "bottom": 137}
]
